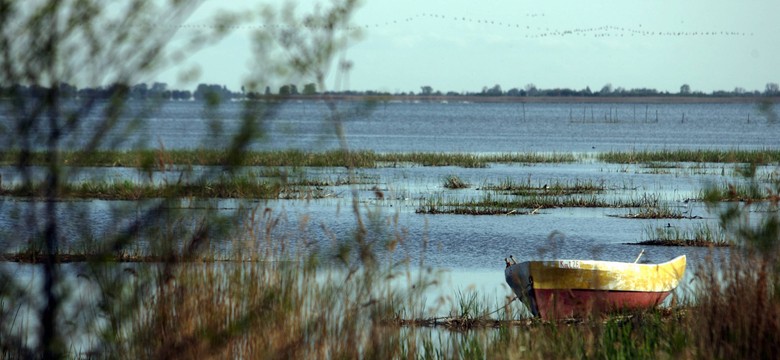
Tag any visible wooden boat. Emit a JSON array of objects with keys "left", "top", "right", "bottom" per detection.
[{"left": 505, "top": 255, "right": 686, "bottom": 319}]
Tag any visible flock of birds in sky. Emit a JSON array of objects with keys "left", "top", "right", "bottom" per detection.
[{"left": 174, "top": 12, "right": 755, "bottom": 39}]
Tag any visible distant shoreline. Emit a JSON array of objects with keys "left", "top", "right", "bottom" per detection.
[
  {"left": 3, "top": 94, "right": 778, "bottom": 105},
  {"left": 305, "top": 95, "right": 780, "bottom": 104}
]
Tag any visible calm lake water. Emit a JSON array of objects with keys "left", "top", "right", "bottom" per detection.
[
  {"left": 2, "top": 99, "right": 778, "bottom": 309},
  {"left": 2, "top": 99, "right": 777, "bottom": 152}
]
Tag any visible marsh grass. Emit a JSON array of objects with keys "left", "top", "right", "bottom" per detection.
[
  {"left": 0, "top": 176, "right": 344, "bottom": 200},
  {"left": 701, "top": 180, "right": 780, "bottom": 202},
  {"left": 613, "top": 196, "right": 688, "bottom": 219},
  {"left": 599, "top": 149, "right": 780, "bottom": 164},
  {"left": 286, "top": 172, "right": 379, "bottom": 187},
  {"left": 688, "top": 252, "right": 780, "bottom": 359},
  {"left": 443, "top": 175, "right": 469, "bottom": 189},
  {"left": 480, "top": 178, "right": 605, "bottom": 196},
  {"left": 416, "top": 193, "right": 641, "bottom": 215},
  {"left": 125, "top": 260, "right": 412, "bottom": 358},
  {"left": 617, "top": 206, "right": 687, "bottom": 219},
  {"left": 0, "top": 150, "right": 578, "bottom": 169},
  {"left": 635, "top": 223, "right": 731, "bottom": 247}
]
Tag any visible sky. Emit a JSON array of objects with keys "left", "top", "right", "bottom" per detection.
[{"left": 160, "top": 0, "right": 780, "bottom": 94}]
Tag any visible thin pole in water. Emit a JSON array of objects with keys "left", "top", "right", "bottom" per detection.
[{"left": 522, "top": 103, "right": 526, "bottom": 121}]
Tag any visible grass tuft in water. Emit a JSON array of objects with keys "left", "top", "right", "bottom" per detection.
[
  {"left": 480, "top": 178, "right": 605, "bottom": 196},
  {"left": 443, "top": 175, "right": 470, "bottom": 189},
  {"left": 634, "top": 223, "right": 732, "bottom": 247},
  {"left": 700, "top": 180, "right": 780, "bottom": 202}
]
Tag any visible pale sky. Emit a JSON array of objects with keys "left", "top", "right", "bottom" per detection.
[{"left": 161, "top": 0, "right": 780, "bottom": 94}]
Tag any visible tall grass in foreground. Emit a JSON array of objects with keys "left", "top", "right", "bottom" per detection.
[{"left": 99, "top": 250, "right": 779, "bottom": 359}]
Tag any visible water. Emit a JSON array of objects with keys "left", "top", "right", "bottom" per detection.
[
  {"left": 1, "top": 99, "right": 777, "bottom": 313},
  {"left": 2, "top": 100, "right": 777, "bottom": 152}
]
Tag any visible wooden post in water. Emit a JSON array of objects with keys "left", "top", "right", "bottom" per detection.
[
  {"left": 681, "top": 112, "right": 685, "bottom": 123},
  {"left": 645, "top": 105, "right": 649, "bottom": 123},
  {"left": 522, "top": 103, "right": 526, "bottom": 121}
]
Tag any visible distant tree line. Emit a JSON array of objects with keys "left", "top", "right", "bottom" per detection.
[
  {"left": 0, "top": 82, "right": 321, "bottom": 102},
  {"left": 2, "top": 81, "right": 779, "bottom": 101},
  {"left": 441, "top": 82, "right": 780, "bottom": 98}
]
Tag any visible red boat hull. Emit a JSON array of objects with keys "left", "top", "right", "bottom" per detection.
[{"left": 533, "top": 288, "right": 672, "bottom": 319}]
